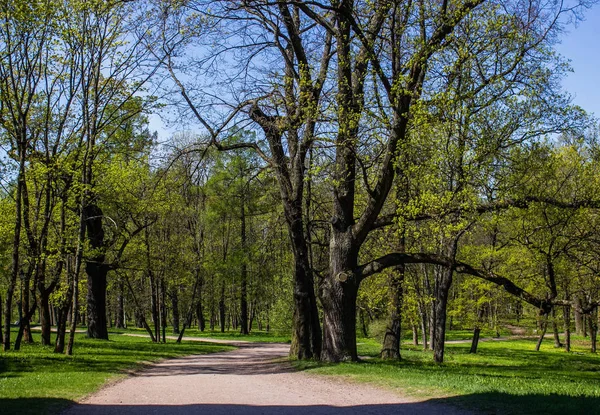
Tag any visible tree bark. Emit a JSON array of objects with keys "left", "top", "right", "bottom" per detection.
[
  {"left": 590, "top": 307, "right": 598, "bottom": 353},
  {"left": 551, "top": 307, "right": 562, "bottom": 348},
  {"left": 381, "top": 226, "right": 405, "bottom": 360},
  {"left": 432, "top": 237, "right": 460, "bottom": 363},
  {"left": 412, "top": 324, "right": 419, "bottom": 346},
  {"left": 219, "top": 281, "right": 226, "bottom": 333},
  {"left": 321, "top": 228, "right": 359, "bottom": 362},
  {"left": 574, "top": 297, "right": 584, "bottom": 335},
  {"left": 470, "top": 327, "right": 481, "bottom": 354},
  {"left": 535, "top": 315, "right": 548, "bottom": 351},
  {"left": 433, "top": 264, "right": 453, "bottom": 363},
  {"left": 85, "top": 204, "right": 109, "bottom": 340},
  {"left": 240, "top": 188, "right": 249, "bottom": 335},
  {"left": 39, "top": 288, "right": 52, "bottom": 345},
  {"left": 381, "top": 263, "right": 404, "bottom": 360},
  {"left": 171, "top": 290, "right": 180, "bottom": 334},
  {"left": 115, "top": 281, "right": 125, "bottom": 329},
  {"left": 287, "top": 209, "right": 321, "bottom": 360},
  {"left": 563, "top": 304, "right": 571, "bottom": 352},
  {"left": 419, "top": 302, "right": 428, "bottom": 350},
  {"left": 161, "top": 279, "right": 167, "bottom": 343}
]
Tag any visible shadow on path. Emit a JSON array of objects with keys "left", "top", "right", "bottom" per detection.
[
  {"left": 3, "top": 393, "right": 600, "bottom": 415},
  {"left": 137, "top": 343, "right": 294, "bottom": 377}
]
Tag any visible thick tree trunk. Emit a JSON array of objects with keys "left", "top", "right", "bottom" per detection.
[
  {"left": 85, "top": 204, "right": 109, "bottom": 340},
  {"left": 470, "top": 327, "right": 481, "bottom": 354},
  {"left": 433, "top": 265, "right": 453, "bottom": 363},
  {"left": 288, "top": 217, "right": 321, "bottom": 360},
  {"left": 321, "top": 229, "right": 359, "bottom": 362},
  {"left": 432, "top": 237, "right": 460, "bottom": 364},
  {"left": 40, "top": 289, "right": 52, "bottom": 345},
  {"left": 381, "top": 263, "right": 403, "bottom": 360},
  {"left": 86, "top": 263, "right": 109, "bottom": 340}
]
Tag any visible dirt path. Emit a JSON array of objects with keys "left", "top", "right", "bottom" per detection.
[{"left": 64, "top": 342, "right": 471, "bottom": 414}]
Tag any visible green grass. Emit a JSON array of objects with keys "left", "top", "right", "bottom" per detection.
[
  {"left": 111, "top": 326, "right": 292, "bottom": 343},
  {"left": 294, "top": 335, "right": 600, "bottom": 414},
  {"left": 0, "top": 329, "right": 234, "bottom": 414},
  {"left": 181, "top": 328, "right": 291, "bottom": 343}
]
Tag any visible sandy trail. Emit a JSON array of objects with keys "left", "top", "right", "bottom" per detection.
[{"left": 64, "top": 342, "right": 471, "bottom": 415}]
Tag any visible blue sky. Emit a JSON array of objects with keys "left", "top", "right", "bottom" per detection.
[
  {"left": 557, "top": 4, "right": 600, "bottom": 117},
  {"left": 149, "top": 5, "right": 600, "bottom": 139}
]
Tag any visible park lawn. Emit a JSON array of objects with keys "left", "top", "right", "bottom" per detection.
[
  {"left": 0, "top": 330, "right": 234, "bottom": 415},
  {"left": 295, "top": 336, "right": 600, "bottom": 414},
  {"left": 111, "top": 326, "right": 292, "bottom": 343}
]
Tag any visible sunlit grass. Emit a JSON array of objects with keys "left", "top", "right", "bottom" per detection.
[
  {"left": 112, "top": 326, "right": 292, "bottom": 343},
  {"left": 0, "top": 329, "right": 233, "bottom": 414},
  {"left": 295, "top": 336, "right": 600, "bottom": 414}
]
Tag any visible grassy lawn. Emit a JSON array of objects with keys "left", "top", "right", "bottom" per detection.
[
  {"left": 112, "top": 326, "right": 292, "bottom": 343},
  {"left": 295, "top": 335, "right": 600, "bottom": 414},
  {"left": 0, "top": 329, "right": 234, "bottom": 415}
]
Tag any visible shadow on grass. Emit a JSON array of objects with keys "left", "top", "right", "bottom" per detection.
[{"left": 3, "top": 393, "right": 600, "bottom": 414}]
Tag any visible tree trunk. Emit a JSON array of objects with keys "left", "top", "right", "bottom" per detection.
[
  {"left": 197, "top": 301, "right": 205, "bottom": 332},
  {"left": 115, "top": 281, "right": 125, "bottom": 329},
  {"left": 563, "top": 304, "right": 571, "bottom": 352},
  {"left": 287, "top": 216, "right": 321, "bottom": 360},
  {"left": 125, "top": 276, "right": 155, "bottom": 342},
  {"left": 359, "top": 309, "right": 369, "bottom": 337},
  {"left": 54, "top": 291, "right": 71, "bottom": 354},
  {"left": 574, "top": 297, "right": 584, "bottom": 335},
  {"left": 135, "top": 310, "right": 144, "bottom": 328},
  {"left": 551, "top": 307, "right": 562, "bottom": 348},
  {"left": 321, "top": 229, "right": 359, "bottom": 362},
  {"left": 590, "top": 307, "right": 598, "bottom": 353},
  {"left": 3, "top": 156, "right": 24, "bottom": 351},
  {"left": 85, "top": 204, "right": 109, "bottom": 340},
  {"left": 432, "top": 236, "right": 460, "bottom": 364},
  {"left": 40, "top": 288, "right": 52, "bottom": 346},
  {"left": 240, "top": 192, "right": 249, "bottom": 335},
  {"left": 171, "top": 291, "right": 180, "bottom": 335},
  {"left": 381, "top": 263, "right": 404, "bottom": 360},
  {"left": 219, "top": 281, "right": 226, "bottom": 333},
  {"left": 433, "top": 265, "right": 453, "bottom": 363},
  {"left": 535, "top": 315, "right": 548, "bottom": 351},
  {"left": 419, "top": 302, "right": 428, "bottom": 350},
  {"left": 15, "top": 300, "right": 36, "bottom": 350},
  {"left": 412, "top": 324, "right": 419, "bottom": 346},
  {"left": 161, "top": 279, "right": 167, "bottom": 343},
  {"left": 86, "top": 262, "right": 108, "bottom": 340},
  {"left": 470, "top": 327, "right": 481, "bottom": 354}
]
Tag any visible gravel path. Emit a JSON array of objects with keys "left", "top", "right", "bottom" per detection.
[{"left": 64, "top": 342, "right": 471, "bottom": 415}]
